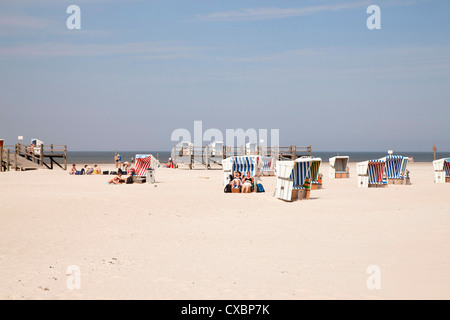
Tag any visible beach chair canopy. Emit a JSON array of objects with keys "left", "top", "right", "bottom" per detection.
[
  {"left": 275, "top": 158, "right": 313, "bottom": 201},
  {"left": 278, "top": 158, "right": 313, "bottom": 187},
  {"left": 368, "top": 160, "right": 385, "bottom": 183},
  {"left": 433, "top": 158, "right": 450, "bottom": 177},
  {"left": 301, "top": 157, "right": 322, "bottom": 182},
  {"left": 134, "top": 154, "right": 157, "bottom": 176},
  {"left": 31, "top": 139, "right": 43, "bottom": 146},
  {"left": 231, "top": 156, "right": 259, "bottom": 176},
  {"left": 329, "top": 156, "right": 349, "bottom": 173},
  {"left": 381, "top": 155, "right": 408, "bottom": 179},
  {"left": 357, "top": 160, "right": 386, "bottom": 184},
  {"left": 445, "top": 160, "right": 450, "bottom": 177}
]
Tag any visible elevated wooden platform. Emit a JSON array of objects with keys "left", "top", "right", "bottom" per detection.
[
  {"left": 171, "top": 145, "right": 312, "bottom": 170},
  {"left": 1, "top": 144, "right": 67, "bottom": 172}
]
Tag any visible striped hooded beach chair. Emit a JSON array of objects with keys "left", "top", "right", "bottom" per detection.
[
  {"left": 222, "top": 155, "right": 262, "bottom": 190},
  {"left": 433, "top": 158, "right": 450, "bottom": 183},
  {"left": 302, "top": 157, "right": 322, "bottom": 187},
  {"left": 368, "top": 160, "right": 386, "bottom": 184},
  {"left": 382, "top": 155, "right": 408, "bottom": 179},
  {"left": 445, "top": 160, "right": 450, "bottom": 177},
  {"left": 329, "top": 156, "right": 350, "bottom": 178},
  {"left": 275, "top": 157, "right": 318, "bottom": 201},
  {"left": 357, "top": 159, "right": 387, "bottom": 188},
  {"left": 133, "top": 154, "right": 157, "bottom": 183}
]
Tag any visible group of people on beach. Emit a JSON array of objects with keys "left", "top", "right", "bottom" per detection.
[
  {"left": 69, "top": 164, "right": 102, "bottom": 175},
  {"left": 228, "top": 171, "right": 255, "bottom": 193}
]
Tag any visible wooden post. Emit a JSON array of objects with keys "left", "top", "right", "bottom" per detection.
[
  {"left": 173, "top": 145, "right": 177, "bottom": 163},
  {"left": 7, "top": 149, "right": 10, "bottom": 171},
  {"left": 433, "top": 144, "right": 437, "bottom": 161},
  {"left": 14, "top": 147, "right": 18, "bottom": 171},
  {"left": 0, "top": 146, "right": 3, "bottom": 172},
  {"left": 64, "top": 145, "right": 67, "bottom": 170},
  {"left": 223, "top": 145, "right": 226, "bottom": 159},
  {"left": 188, "top": 145, "right": 192, "bottom": 170},
  {"left": 40, "top": 144, "right": 44, "bottom": 167},
  {"left": 205, "top": 145, "right": 209, "bottom": 170}
]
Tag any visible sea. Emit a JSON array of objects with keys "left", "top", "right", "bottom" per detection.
[{"left": 67, "top": 151, "right": 450, "bottom": 165}]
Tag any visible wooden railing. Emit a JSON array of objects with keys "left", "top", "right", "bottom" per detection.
[
  {"left": 171, "top": 144, "right": 312, "bottom": 169},
  {"left": 1, "top": 144, "right": 67, "bottom": 171}
]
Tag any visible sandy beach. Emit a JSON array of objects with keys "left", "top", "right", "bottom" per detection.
[{"left": 0, "top": 162, "right": 449, "bottom": 299}]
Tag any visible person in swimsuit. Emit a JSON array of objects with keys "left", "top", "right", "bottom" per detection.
[
  {"left": 232, "top": 171, "right": 242, "bottom": 189},
  {"left": 69, "top": 164, "right": 77, "bottom": 175},
  {"left": 108, "top": 172, "right": 126, "bottom": 185},
  {"left": 241, "top": 171, "right": 254, "bottom": 193},
  {"left": 93, "top": 164, "right": 101, "bottom": 175}
]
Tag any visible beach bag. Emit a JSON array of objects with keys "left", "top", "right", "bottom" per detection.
[
  {"left": 110, "top": 171, "right": 117, "bottom": 175},
  {"left": 224, "top": 184, "right": 232, "bottom": 193},
  {"left": 256, "top": 183, "right": 265, "bottom": 193},
  {"left": 102, "top": 171, "right": 109, "bottom": 175},
  {"left": 126, "top": 176, "right": 133, "bottom": 184}
]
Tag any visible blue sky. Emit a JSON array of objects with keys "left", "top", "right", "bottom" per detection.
[{"left": 0, "top": 0, "right": 449, "bottom": 151}]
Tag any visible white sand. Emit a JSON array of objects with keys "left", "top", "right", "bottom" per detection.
[{"left": 0, "top": 163, "right": 449, "bottom": 299}]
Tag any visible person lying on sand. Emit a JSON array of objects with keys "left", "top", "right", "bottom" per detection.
[
  {"left": 85, "top": 165, "right": 94, "bottom": 175},
  {"left": 108, "top": 172, "right": 126, "bottom": 185}
]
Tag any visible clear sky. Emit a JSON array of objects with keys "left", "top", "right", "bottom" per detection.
[{"left": 1, "top": 0, "right": 449, "bottom": 151}]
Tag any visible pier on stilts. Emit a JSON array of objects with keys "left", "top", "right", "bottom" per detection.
[{"left": 1, "top": 144, "right": 67, "bottom": 172}]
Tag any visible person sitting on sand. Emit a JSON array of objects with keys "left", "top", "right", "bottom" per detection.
[
  {"left": 231, "top": 171, "right": 242, "bottom": 189},
  {"left": 241, "top": 171, "right": 254, "bottom": 193},
  {"left": 85, "top": 165, "right": 94, "bottom": 175},
  {"left": 69, "top": 164, "right": 77, "bottom": 175},
  {"left": 108, "top": 172, "right": 126, "bottom": 185},
  {"left": 93, "top": 165, "right": 101, "bottom": 175},
  {"left": 122, "top": 161, "right": 130, "bottom": 171}
]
